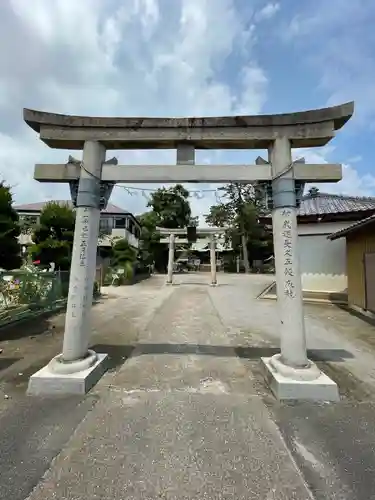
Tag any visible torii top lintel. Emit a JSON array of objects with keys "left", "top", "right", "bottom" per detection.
[{"left": 23, "top": 102, "right": 354, "bottom": 150}]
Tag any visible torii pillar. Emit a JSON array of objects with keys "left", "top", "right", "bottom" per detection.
[
  {"left": 158, "top": 227, "right": 225, "bottom": 286},
  {"left": 166, "top": 233, "right": 175, "bottom": 284},
  {"left": 210, "top": 234, "right": 217, "bottom": 286},
  {"left": 27, "top": 143, "right": 110, "bottom": 396}
]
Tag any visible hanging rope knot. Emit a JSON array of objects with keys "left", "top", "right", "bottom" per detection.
[{"left": 269, "top": 158, "right": 304, "bottom": 182}]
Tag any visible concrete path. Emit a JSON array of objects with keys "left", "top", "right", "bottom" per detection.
[
  {"left": 0, "top": 285, "right": 167, "bottom": 500},
  {"left": 2, "top": 273, "right": 375, "bottom": 499}
]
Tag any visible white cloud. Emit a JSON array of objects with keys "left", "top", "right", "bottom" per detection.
[
  {"left": 0, "top": 0, "right": 270, "bottom": 218},
  {"left": 347, "top": 155, "right": 362, "bottom": 164},
  {"left": 235, "top": 66, "right": 268, "bottom": 114},
  {"left": 283, "top": 0, "right": 375, "bottom": 126},
  {"left": 0, "top": 0, "right": 373, "bottom": 222},
  {"left": 254, "top": 2, "right": 280, "bottom": 22},
  {"left": 296, "top": 146, "right": 375, "bottom": 197}
]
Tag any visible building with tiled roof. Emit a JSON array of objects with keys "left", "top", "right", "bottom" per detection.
[
  {"left": 328, "top": 213, "right": 375, "bottom": 241},
  {"left": 297, "top": 192, "right": 375, "bottom": 294},
  {"left": 327, "top": 212, "right": 375, "bottom": 314},
  {"left": 262, "top": 190, "right": 375, "bottom": 295},
  {"left": 13, "top": 200, "right": 132, "bottom": 216},
  {"left": 15, "top": 200, "right": 141, "bottom": 250},
  {"left": 298, "top": 191, "right": 375, "bottom": 295},
  {"left": 297, "top": 192, "right": 375, "bottom": 221}
]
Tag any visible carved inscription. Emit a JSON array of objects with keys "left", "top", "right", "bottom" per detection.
[{"left": 281, "top": 209, "right": 296, "bottom": 299}]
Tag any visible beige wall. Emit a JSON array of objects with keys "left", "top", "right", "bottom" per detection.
[{"left": 346, "top": 229, "right": 375, "bottom": 309}]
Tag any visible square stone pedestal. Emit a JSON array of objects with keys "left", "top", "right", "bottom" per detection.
[
  {"left": 261, "top": 357, "right": 340, "bottom": 402},
  {"left": 27, "top": 353, "right": 108, "bottom": 396}
]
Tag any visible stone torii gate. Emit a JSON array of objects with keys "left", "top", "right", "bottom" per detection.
[
  {"left": 157, "top": 226, "right": 227, "bottom": 286},
  {"left": 24, "top": 102, "right": 354, "bottom": 401}
]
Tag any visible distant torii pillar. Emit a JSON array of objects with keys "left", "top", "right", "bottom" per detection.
[
  {"left": 210, "top": 233, "right": 217, "bottom": 286},
  {"left": 157, "top": 227, "right": 226, "bottom": 286},
  {"left": 166, "top": 233, "right": 175, "bottom": 284}
]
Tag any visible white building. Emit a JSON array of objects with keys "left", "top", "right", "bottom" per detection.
[
  {"left": 14, "top": 200, "right": 141, "bottom": 250},
  {"left": 261, "top": 191, "right": 375, "bottom": 295},
  {"left": 296, "top": 192, "right": 375, "bottom": 293}
]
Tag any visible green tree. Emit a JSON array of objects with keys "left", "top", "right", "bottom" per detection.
[
  {"left": 111, "top": 238, "right": 137, "bottom": 279},
  {"left": 205, "top": 183, "right": 272, "bottom": 272},
  {"left": 137, "top": 185, "right": 196, "bottom": 272},
  {"left": 147, "top": 184, "right": 192, "bottom": 229},
  {"left": 19, "top": 215, "right": 38, "bottom": 236},
  {"left": 137, "top": 211, "right": 162, "bottom": 267},
  {"left": 0, "top": 181, "right": 22, "bottom": 270},
  {"left": 31, "top": 201, "right": 75, "bottom": 270}
]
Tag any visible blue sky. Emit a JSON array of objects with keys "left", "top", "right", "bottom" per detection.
[{"left": 0, "top": 0, "right": 374, "bottom": 220}]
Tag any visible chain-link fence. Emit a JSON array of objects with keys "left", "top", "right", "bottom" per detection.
[{"left": 0, "top": 270, "right": 70, "bottom": 327}]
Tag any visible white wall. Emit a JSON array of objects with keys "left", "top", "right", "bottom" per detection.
[
  {"left": 19, "top": 233, "right": 33, "bottom": 245},
  {"left": 111, "top": 228, "right": 139, "bottom": 248},
  {"left": 297, "top": 221, "right": 352, "bottom": 292},
  {"left": 19, "top": 225, "right": 139, "bottom": 249},
  {"left": 98, "top": 228, "right": 139, "bottom": 248}
]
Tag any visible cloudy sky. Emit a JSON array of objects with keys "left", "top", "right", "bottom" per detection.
[{"left": 1, "top": 0, "right": 375, "bottom": 221}]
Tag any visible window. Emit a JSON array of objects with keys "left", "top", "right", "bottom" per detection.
[
  {"left": 114, "top": 217, "right": 126, "bottom": 229},
  {"left": 20, "top": 215, "right": 38, "bottom": 224},
  {"left": 99, "top": 217, "right": 113, "bottom": 234}
]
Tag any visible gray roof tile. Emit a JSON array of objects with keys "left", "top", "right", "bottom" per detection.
[
  {"left": 13, "top": 200, "right": 130, "bottom": 215},
  {"left": 298, "top": 192, "right": 375, "bottom": 216},
  {"left": 328, "top": 213, "right": 375, "bottom": 240}
]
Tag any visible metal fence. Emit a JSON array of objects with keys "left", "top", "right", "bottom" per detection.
[{"left": 0, "top": 270, "right": 70, "bottom": 327}]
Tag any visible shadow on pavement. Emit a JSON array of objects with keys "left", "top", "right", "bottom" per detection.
[
  {"left": 90, "top": 343, "right": 135, "bottom": 371},
  {"left": 0, "top": 314, "right": 57, "bottom": 341},
  {"left": 0, "top": 299, "right": 107, "bottom": 343},
  {"left": 0, "top": 357, "right": 21, "bottom": 372},
  {"left": 105, "top": 342, "right": 354, "bottom": 363},
  {"left": 175, "top": 282, "right": 232, "bottom": 287}
]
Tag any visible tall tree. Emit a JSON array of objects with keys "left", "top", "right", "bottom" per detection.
[
  {"left": 0, "top": 181, "right": 22, "bottom": 270},
  {"left": 147, "top": 184, "right": 192, "bottom": 229},
  {"left": 205, "top": 183, "right": 272, "bottom": 272},
  {"left": 137, "top": 185, "right": 196, "bottom": 272},
  {"left": 137, "top": 210, "right": 163, "bottom": 268},
  {"left": 31, "top": 201, "right": 75, "bottom": 270}
]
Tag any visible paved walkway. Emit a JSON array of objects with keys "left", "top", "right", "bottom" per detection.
[{"left": 2, "top": 274, "right": 375, "bottom": 499}]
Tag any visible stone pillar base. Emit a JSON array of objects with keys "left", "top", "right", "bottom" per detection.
[
  {"left": 210, "top": 282, "right": 218, "bottom": 287},
  {"left": 261, "top": 354, "right": 339, "bottom": 401},
  {"left": 49, "top": 349, "right": 98, "bottom": 374},
  {"left": 27, "top": 352, "right": 108, "bottom": 396}
]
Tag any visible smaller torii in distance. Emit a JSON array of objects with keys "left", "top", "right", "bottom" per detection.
[{"left": 157, "top": 226, "right": 228, "bottom": 286}]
